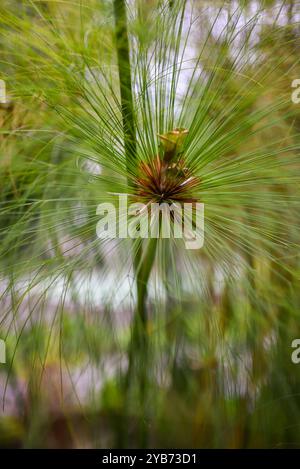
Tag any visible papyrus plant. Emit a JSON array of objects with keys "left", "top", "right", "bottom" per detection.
[{"left": 0, "top": 0, "right": 300, "bottom": 447}]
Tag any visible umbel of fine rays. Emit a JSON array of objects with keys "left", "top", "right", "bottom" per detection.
[{"left": 0, "top": 0, "right": 299, "bottom": 301}]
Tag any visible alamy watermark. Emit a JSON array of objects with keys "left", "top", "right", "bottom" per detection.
[
  {"left": 291, "top": 79, "right": 300, "bottom": 104},
  {"left": 0, "top": 339, "right": 6, "bottom": 364},
  {"left": 291, "top": 339, "right": 300, "bottom": 364},
  {"left": 96, "top": 195, "right": 204, "bottom": 250},
  {"left": 0, "top": 79, "right": 7, "bottom": 104}
]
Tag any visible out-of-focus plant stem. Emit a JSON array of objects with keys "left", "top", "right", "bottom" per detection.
[
  {"left": 113, "top": 0, "right": 136, "bottom": 174},
  {"left": 113, "top": 0, "right": 156, "bottom": 447}
]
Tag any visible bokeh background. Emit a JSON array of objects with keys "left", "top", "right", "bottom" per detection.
[{"left": 0, "top": 0, "right": 300, "bottom": 448}]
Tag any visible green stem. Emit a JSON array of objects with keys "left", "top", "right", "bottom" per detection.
[
  {"left": 113, "top": 0, "right": 136, "bottom": 175},
  {"left": 113, "top": 0, "right": 157, "bottom": 448},
  {"left": 128, "top": 238, "right": 157, "bottom": 447}
]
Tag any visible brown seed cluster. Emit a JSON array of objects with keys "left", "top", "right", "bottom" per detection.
[{"left": 135, "top": 128, "right": 200, "bottom": 205}]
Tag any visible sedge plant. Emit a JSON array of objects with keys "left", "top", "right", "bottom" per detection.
[{"left": 0, "top": 0, "right": 300, "bottom": 448}]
